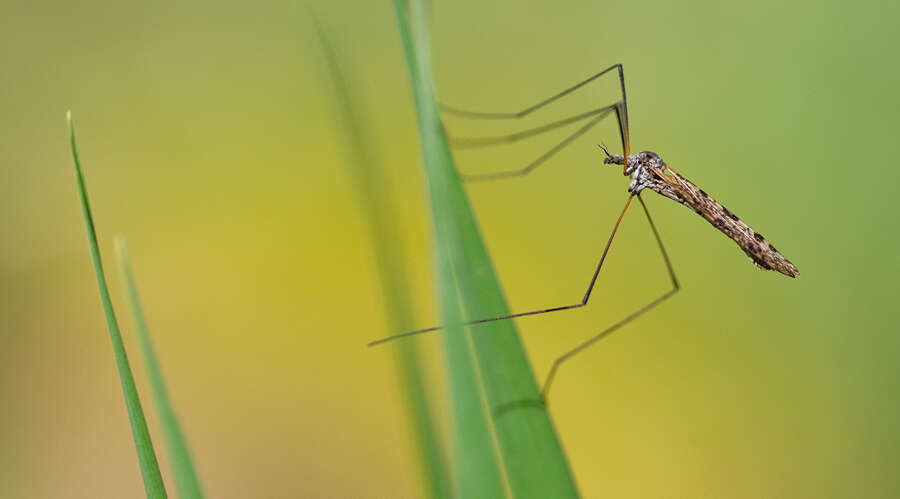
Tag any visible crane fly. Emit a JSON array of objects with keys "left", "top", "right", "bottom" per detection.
[
  {"left": 368, "top": 64, "right": 798, "bottom": 397},
  {"left": 602, "top": 148, "right": 798, "bottom": 277}
]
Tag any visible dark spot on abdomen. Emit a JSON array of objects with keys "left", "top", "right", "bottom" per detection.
[{"left": 754, "top": 232, "right": 765, "bottom": 241}]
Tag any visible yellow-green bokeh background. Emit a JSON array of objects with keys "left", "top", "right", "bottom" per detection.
[{"left": 2, "top": 0, "right": 898, "bottom": 497}]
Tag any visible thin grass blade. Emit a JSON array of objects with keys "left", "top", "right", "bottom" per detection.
[
  {"left": 393, "top": 2, "right": 581, "bottom": 497},
  {"left": 311, "top": 20, "right": 451, "bottom": 499},
  {"left": 114, "top": 236, "right": 205, "bottom": 499},
  {"left": 67, "top": 111, "right": 168, "bottom": 499},
  {"left": 391, "top": 2, "right": 508, "bottom": 498}
]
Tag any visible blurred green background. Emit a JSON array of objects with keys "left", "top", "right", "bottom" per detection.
[{"left": 2, "top": 0, "right": 898, "bottom": 497}]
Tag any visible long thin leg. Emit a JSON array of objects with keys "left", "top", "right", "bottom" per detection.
[
  {"left": 541, "top": 194, "right": 680, "bottom": 398},
  {"left": 451, "top": 106, "right": 616, "bottom": 149},
  {"left": 442, "top": 64, "right": 632, "bottom": 178},
  {"left": 366, "top": 66, "right": 646, "bottom": 347},
  {"left": 459, "top": 108, "right": 615, "bottom": 181},
  {"left": 441, "top": 63, "right": 628, "bottom": 127},
  {"left": 367, "top": 193, "right": 636, "bottom": 347}
]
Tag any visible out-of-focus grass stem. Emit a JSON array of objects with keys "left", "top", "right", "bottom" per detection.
[
  {"left": 115, "top": 236, "right": 205, "bottom": 499},
  {"left": 312, "top": 18, "right": 451, "bottom": 499}
]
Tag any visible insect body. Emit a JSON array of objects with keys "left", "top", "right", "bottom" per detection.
[
  {"left": 370, "top": 64, "right": 798, "bottom": 397},
  {"left": 603, "top": 150, "right": 798, "bottom": 277}
]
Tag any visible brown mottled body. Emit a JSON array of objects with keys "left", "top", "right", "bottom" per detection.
[{"left": 604, "top": 150, "right": 799, "bottom": 277}]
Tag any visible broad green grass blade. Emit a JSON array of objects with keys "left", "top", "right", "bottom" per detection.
[
  {"left": 390, "top": 3, "right": 507, "bottom": 498},
  {"left": 311, "top": 21, "right": 451, "bottom": 499},
  {"left": 114, "top": 236, "right": 205, "bottom": 499},
  {"left": 393, "top": 2, "right": 581, "bottom": 498},
  {"left": 67, "top": 112, "right": 168, "bottom": 499}
]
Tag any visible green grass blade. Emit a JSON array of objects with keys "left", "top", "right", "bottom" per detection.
[
  {"left": 67, "top": 112, "right": 168, "bottom": 499},
  {"left": 390, "top": 2, "right": 507, "bottom": 498},
  {"left": 311, "top": 20, "right": 451, "bottom": 499},
  {"left": 114, "top": 236, "right": 205, "bottom": 499},
  {"left": 393, "top": 2, "right": 581, "bottom": 498}
]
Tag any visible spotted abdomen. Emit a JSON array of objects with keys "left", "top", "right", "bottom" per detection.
[{"left": 654, "top": 166, "right": 799, "bottom": 277}]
